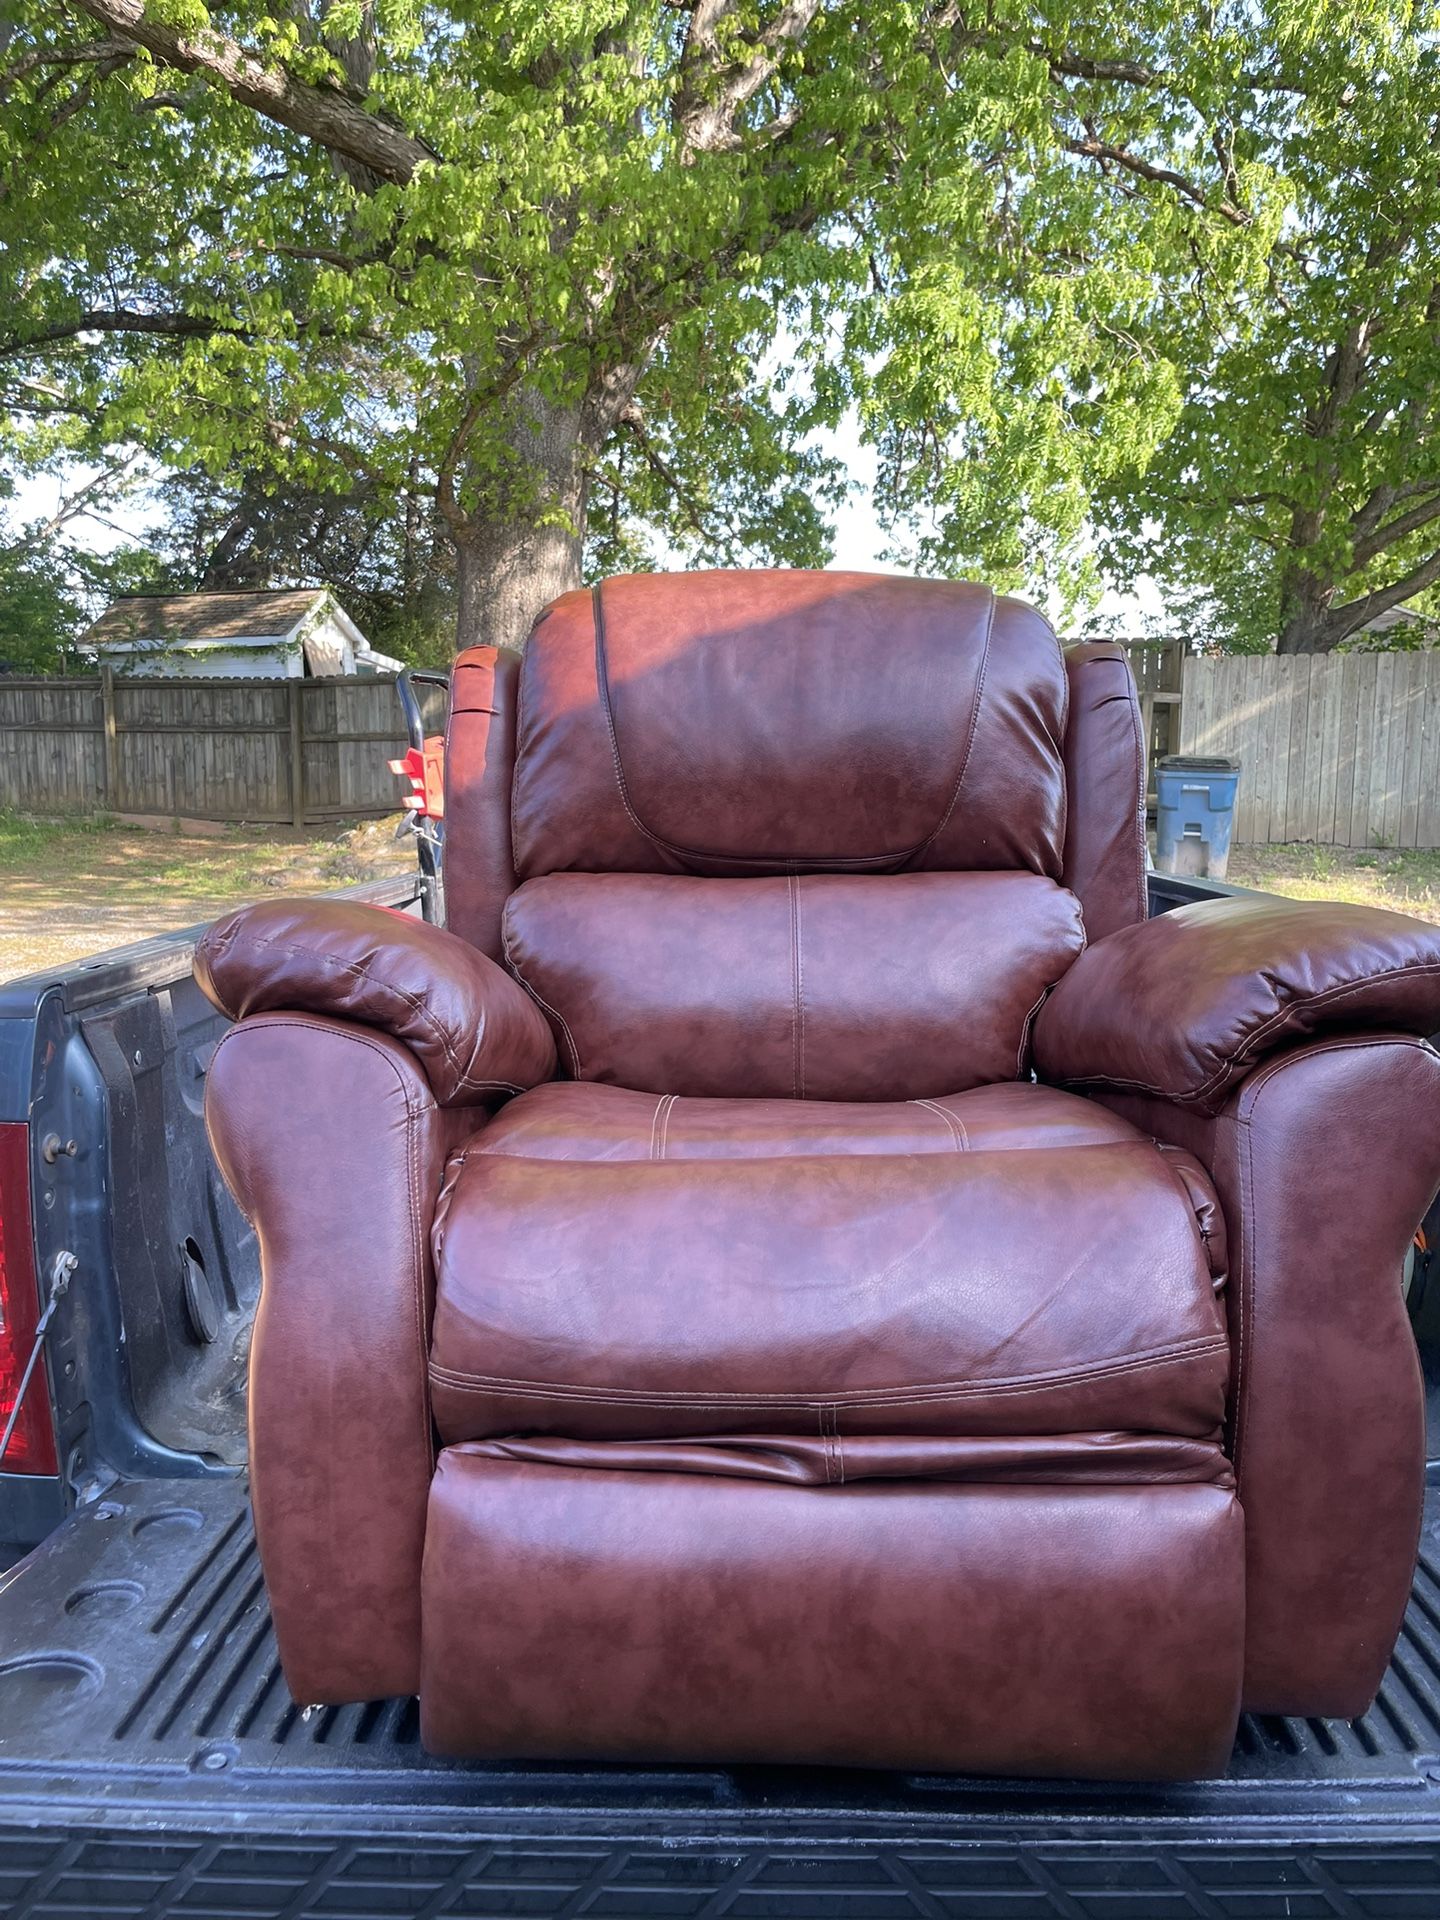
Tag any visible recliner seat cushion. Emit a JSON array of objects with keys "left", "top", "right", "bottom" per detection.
[
  {"left": 503, "top": 870, "right": 1085, "bottom": 1099},
  {"left": 473, "top": 1077, "right": 1143, "bottom": 1161},
  {"left": 429, "top": 1104, "right": 1228, "bottom": 1444},
  {"left": 461, "top": 1429, "right": 1236, "bottom": 1488}
]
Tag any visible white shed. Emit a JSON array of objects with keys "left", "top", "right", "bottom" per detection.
[{"left": 80, "top": 589, "right": 403, "bottom": 678}]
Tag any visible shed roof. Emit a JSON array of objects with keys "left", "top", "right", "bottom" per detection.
[{"left": 82, "top": 590, "right": 330, "bottom": 648}]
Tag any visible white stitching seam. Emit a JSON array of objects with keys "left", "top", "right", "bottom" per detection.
[
  {"left": 788, "top": 875, "right": 805, "bottom": 1098},
  {"left": 910, "top": 1098, "right": 968, "bottom": 1150}
]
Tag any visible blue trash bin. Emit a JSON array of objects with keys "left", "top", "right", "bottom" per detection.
[{"left": 1153, "top": 755, "right": 1242, "bottom": 880}]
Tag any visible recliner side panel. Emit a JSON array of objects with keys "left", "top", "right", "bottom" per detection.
[
  {"left": 443, "top": 642, "right": 521, "bottom": 958},
  {"left": 1099, "top": 1034, "right": 1440, "bottom": 1716},
  {"left": 205, "top": 1014, "right": 479, "bottom": 1703},
  {"left": 1061, "top": 641, "right": 1148, "bottom": 943}
]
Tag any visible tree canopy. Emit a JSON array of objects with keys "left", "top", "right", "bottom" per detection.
[
  {"left": 1, "top": 0, "right": 1434, "bottom": 653},
  {"left": 1096, "top": 25, "right": 1440, "bottom": 652}
]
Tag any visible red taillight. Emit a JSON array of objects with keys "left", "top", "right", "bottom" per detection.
[
  {"left": 387, "top": 739, "right": 446, "bottom": 820},
  {"left": 0, "top": 1123, "right": 59, "bottom": 1476}
]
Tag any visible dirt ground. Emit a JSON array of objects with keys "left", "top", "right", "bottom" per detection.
[
  {"left": 0, "top": 811, "right": 417, "bottom": 983},
  {"left": 3, "top": 811, "right": 1438, "bottom": 983}
]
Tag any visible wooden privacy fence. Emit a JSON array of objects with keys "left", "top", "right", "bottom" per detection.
[
  {"left": 0, "top": 670, "right": 446, "bottom": 824},
  {"left": 1114, "top": 639, "right": 1185, "bottom": 800},
  {"left": 4, "top": 648, "right": 1436, "bottom": 847},
  {"left": 1180, "top": 651, "right": 1440, "bottom": 849}
]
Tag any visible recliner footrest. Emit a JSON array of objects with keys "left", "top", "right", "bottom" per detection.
[{"left": 419, "top": 1447, "right": 1245, "bottom": 1778}]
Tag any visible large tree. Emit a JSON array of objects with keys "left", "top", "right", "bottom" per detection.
[
  {"left": 0, "top": 0, "right": 1401, "bottom": 653},
  {"left": 1095, "top": 26, "right": 1440, "bottom": 653}
]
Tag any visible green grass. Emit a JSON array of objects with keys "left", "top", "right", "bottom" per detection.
[
  {"left": 1224, "top": 842, "right": 1440, "bottom": 922},
  {"left": 0, "top": 808, "right": 121, "bottom": 865}
]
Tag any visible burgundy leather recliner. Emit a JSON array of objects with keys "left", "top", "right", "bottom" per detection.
[{"left": 195, "top": 571, "right": 1440, "bottom": 1780}]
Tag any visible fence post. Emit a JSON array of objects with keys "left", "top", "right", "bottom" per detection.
[
  {"left": 288, "top": 678, "right": 306, "bottom": 828},
  {"left": 99, "top": 664, "right": 120, "bottom": 810}
]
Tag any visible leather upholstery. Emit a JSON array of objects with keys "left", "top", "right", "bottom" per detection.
[
  {"left": 421, "top": 1454, "right": 1245, "bottom": 1777},
  {"left": 460, "top": 1430, "right": 1236, "bottom": 1487},
  {"left": 429, "top": 1137, "right": 1228, "bottom": 1443},
  {"left": 466, "top": 1077, "right": 1223, "bottom": 1283},
  {"left": 1061, "top": 641, "right": 1147, "bottom": 942},
  {"left": 443, "top": 643, "right": 521, "bottom": 959},
  {"left": 503, "top": 870, "right": 1085, "bottom": 1098},
  {"left": 204, "top": 1013, "right": 478, "bottom": 1702},
  {"left": 1035, "top": 892, "right": 1440, "bottom": 1110},
  {"left": 1099, "top": 1033, "right": 1440, "bottom": 1716},
  {"left": 511, "top": 572, "right": 1068, "bottom": 880},
  {"left": 197, "top": 565, "right": 1440, "bottom": 1775},
  {"left": 472, "top": 1077, "right": 1144, "bottom": 1161},
  {"left": 196, "top": 896, "right": 556, "bottom": 1105}
]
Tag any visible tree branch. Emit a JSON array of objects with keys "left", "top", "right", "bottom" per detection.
[
  {"left": 1062, "top": 133, "right": 1251, "bottom": 226},
  {"left": 931, "top": 19, "right": 1311, "bottom": 96},
  {"left": 70, "top": 0, "right": 436, "bottom": 185},
  {"left": 1038, "top": 43, "right": 1307, "bottom": 93},
  {"left": 0, "top": 309, "right": 252, "bottom": 356},
  {"left": 0, "top": 37, "right": 133, "bottom": 100},
  {"left": 675, "top": 0, "right": 821, "bottom": 154},
  {"left": 0, "top": 454, "right": 141, "bottom": 557},
  {"left": 1351, "top": 473, "right": 1440, "bottom": 538},
  {"left": 435, "top": 340, "right": 543, "bottom": 532},
  {"left": 1327, "top": 546, "right": 1440, "bottom": 641},
  {"left": 0, "top": 305, "right": 374, "bottom": 357},
  {"left": 1352, "top": 490, "right": 1440, "bottom": 567},
  {"left": 0, "top": 45, "right": 136, "bottom": 202},
  {"left": 617, "top": 404, "right": 711, "bottom": 538}
]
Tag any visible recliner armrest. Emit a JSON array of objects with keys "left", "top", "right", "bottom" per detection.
[
  {"left": 1033, "top": 894, "right": 1440, "bottom": 1112},
  {"left": 195, "top": 897, "right": 556, "bottom": 1105}
]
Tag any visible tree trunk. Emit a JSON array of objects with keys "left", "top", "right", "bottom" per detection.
[
  {"left": 453, "top": 509, "right": 585, "bottom": 654},
  {"left": 447, "top": 371, "right": 641, "bottom": 653},
  {"left": 449, "top": 390, "right": 588, "bottom": 654},
  {"left": 1276, "top": 603, "right": 1340, "bottom": 653},
  {"left": 1276, "top": 560, "right": 1341, "bottom": 654}
]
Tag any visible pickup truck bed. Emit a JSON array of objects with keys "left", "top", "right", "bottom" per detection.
[
  {"left": 5, "top": 1472, "right": 1440, "bottom": 1916},
  {"left": 3, "top": 875, "right": 1439, "bottom": 1918}
]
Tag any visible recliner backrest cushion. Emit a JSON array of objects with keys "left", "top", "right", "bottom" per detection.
[
  {"left": 502, "top": 870, "right": 1086, "bottom": 1100},
  {"left": 510, "top": 571, "right": 1069, "bottom": 880}
]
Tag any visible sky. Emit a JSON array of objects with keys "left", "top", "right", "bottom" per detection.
[{"left": 11, "top": 424, "right": 1166, "bottom": 632}]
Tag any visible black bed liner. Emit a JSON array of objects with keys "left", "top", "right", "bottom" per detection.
[{"left": 3, "top": 1478, "right": 1440, "bottom": 1916}]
